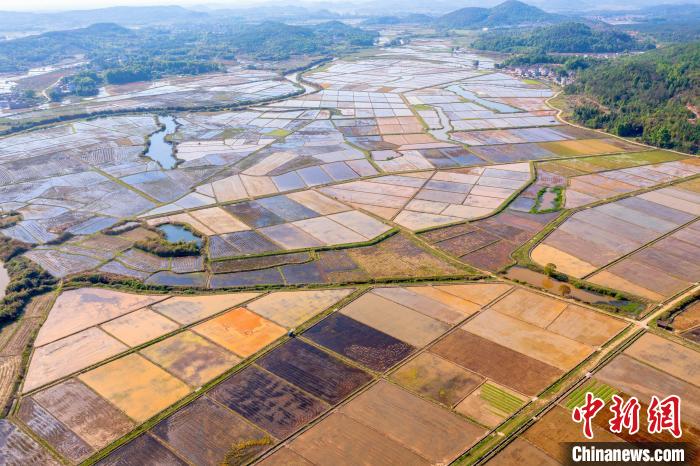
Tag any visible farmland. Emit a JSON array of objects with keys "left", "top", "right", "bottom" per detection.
[{"left": 0, "top": 33, "right": 699, "bottom": 466}]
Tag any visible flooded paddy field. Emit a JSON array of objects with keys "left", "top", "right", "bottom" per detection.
[{"left": 1, "top": 37, "right": 699, "bottom": 466}]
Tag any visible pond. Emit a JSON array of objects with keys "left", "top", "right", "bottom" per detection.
[
  {"left": 157, "top": 224, "right": 202, "bottom": 246},
  {"left": 144, "top": 115, "right": 177, "bottom": 169}
]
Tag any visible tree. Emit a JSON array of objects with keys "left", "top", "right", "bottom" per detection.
[{"left": 544, "top": 262, "right": 557, "bottom": 277}]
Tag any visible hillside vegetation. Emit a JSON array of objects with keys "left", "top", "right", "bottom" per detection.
[
  {"left": 565, "top": 42, "right": 700, "bottom": 154},
  {"left": 473, "top": 22, "right": 653, "bottom": 53},
  {"left": 0, "top": 21, "right": 377, "bottom": 75},
  {"left": 435, "top": 0, "right": 559, "bottom": 29}
]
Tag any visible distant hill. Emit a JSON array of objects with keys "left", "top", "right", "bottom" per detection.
[
  {"left": 0, "top": 6, "right": 207, "bottom": 33},
  {"left": 473, "top": 22, "right": 653, "bottom": 53},
  {"left": 0, "top": 20, "right": 377, "bottom": 73},
  {"left": 435, "top": 0, "right": 560, "bottom": 29},
  {"left": 362, "top": 14, "right": 433, "bottom": 25}
]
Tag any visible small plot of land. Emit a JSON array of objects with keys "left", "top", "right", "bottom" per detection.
[
  {"left": 303, "top": 284, "right": 511, "bottom": 372},
  {"left": 428, "top": 288, "right": 626, "bottom": 397},
  {"left": 266, "top": 381, "right": 486, "bottom": 465},
  {"left": 498, "top": 332, "right": 700, "bottom": 465},
  {"left": 16, "top": 287, "right": 355, "bottom": 461},
  {"left": 532, "top": 179, "right": 700, "bottom": 301},
  {"left": 78, "top": 353, "right": 192, "bottom": 422},
  {"left": 321, "top": 163, "right": 531, "bottom": 230},
  {"left": 208, "top": 233, "right": 469, "bottom": 289},
  {"left": 149, "top": 191, "right": 391, "bottom": 256}
]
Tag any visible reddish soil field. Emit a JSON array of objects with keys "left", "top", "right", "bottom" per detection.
[
  {"left": 431, "top": 329, "right": 563, "bottom": 396},
  {"left": 209, "top": 365, "right": 328, "bottom": 438},
  {"left": 257, "top": 339, "right": 372, "bottom": 405}
]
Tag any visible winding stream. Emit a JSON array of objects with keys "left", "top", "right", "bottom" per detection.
[{"left": 144, "top": 115, "right": 178, "bottom": 169}]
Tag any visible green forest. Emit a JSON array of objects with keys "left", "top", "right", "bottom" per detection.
[
  {"left": 0, "top": 20, "right": 377, "bottom": 80},
  {"left": 472, "top": 22, "right": 653, "bottom": 53},
  {"left": 566, "top": 42, "right": 700, "bottom": 154}
]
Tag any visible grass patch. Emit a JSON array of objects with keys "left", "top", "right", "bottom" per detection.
[
  {"left": 565, "top": 379, "right": 617, "bottom": 410},
  {"left": 266, "top": 128, "right": 292, "bottom": 138},
  {"left": 480, "top": 383, "right": 525, "bottom": 414},
  {"left": 530, "top": 186, "right": 564, "bottom": 213}
]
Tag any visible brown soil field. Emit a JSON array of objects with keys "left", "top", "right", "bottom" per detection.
[
  {"left": 79, "top": 353, "right": 191, "bottom": 422},
  {"left": 32, "top": 379, "right": 134, "bottom": 450},
  {"left": 151, "top": 293, "right": 259, "bottom": 325},
  {"left": 257, "top": 339, "right": 372, "bottom": 405},
  {"left": 433, "top": 283, "right": 512, "bottom": 306},
  {"left": 624, "top": 333, "right": 700, "bottom": 386},
  {"left": 595, "top": 355, "right": 700, "bottom": 427},
  {"left": 683, "top": 327, "right": 700, "bottom": 344},
  {"left": 340, "top": 381, "right": 486, "bottom": 463},
  {"left": 192, "top": 307, "right": 285, "bottom": 358},
  {"left": 546, "top": 305, "right": 627, "bottom": 347},
  {"left": 371, "top": 287, "right": 479, "bottom": 324},
  {"left": 531, "top": 244, "right": 597, "bottom": 278},
  {"left": 24, "top": 327, "right": 128, "bottom": 392},
  {"left": 209, "top": 365, "right": 328, "bottom": 438},
  {"left": 287, "top": 413, "right": 429, "bottom": 465},
  {"left": 431, "top": 330, "right": 563, "bottom": 396},
  {"left": 672, "top": 302, "right": 700, "bottom": 332},
  {"left": 101, "top": 308, "right": 179, "bottom": 347},
  {"left": 588, "top": 270, "right": 664, "bottom": 302},
  {"left": 140, "top": 331, "right": 240, "bottom": 387},
  {"left": 390, "top": 352, "right": 483, "bottom": 406},
  {"left": 0, "top": 356, "right": 20, "bottom": 413},
  {"left": 463, "top": 310, "right": 593, "bottom": 371},
  {"left": 487, "top": 438, "right": 561, "bottom": 466},
  {"left": 246, "top": 289, "right": 354, "bottom": 328},
  {"left": 345, "top": 234, "right": 464, "bottom": 279},
  {"left": 303, "top": 313, "right": 415, "bottom": 372},
  {"left": 590, "top": 393, "right": 700, "bottom": 453},
  {"left": 606, "top": 259, "right": 691, "bottom": 297},
  {"left": 17, "top": 398, "right": 93, "bottom": 463},
  {"left": 151, "top": 396, "right": 272, "bottom": 466},
  {"left": 95, "top": 433, "right": 188, "bottom": 466},
  {"left": 256, "top": 447, "right": 315, "bottom": 466},
  {"left": 35, "top": 289, "right": 166, "bottom": 347},
  {"left": 489, "top": 289, "right": 567, "bottom": 328},
  {"left": 522, "top": 406, "right": 624, "bottom": 462},
  {"left": 461, "top": 239, "right": 519, "bottom": 271},
  {"left": 455, "top": 382, "right": 527, "bottom": 428},
  {"left": 340, "top": 293, "right": 451, "bottom": 347}
]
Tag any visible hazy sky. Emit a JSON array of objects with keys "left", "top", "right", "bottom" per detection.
[{"left": 0, "top": 0, "right": 296, "bottom": 11}]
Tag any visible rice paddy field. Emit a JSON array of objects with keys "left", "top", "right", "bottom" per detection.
[
  {"left": 486, "top": 332, "right": 700, "bottom": 464},
  {"left": 531, "top": 178, "right": 700, "bottom": 302},
  {"left": 1, "top": 37, "right": 699, "bottom": 465}
]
